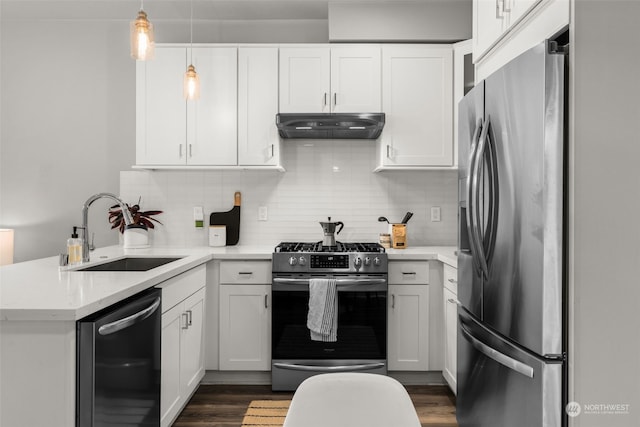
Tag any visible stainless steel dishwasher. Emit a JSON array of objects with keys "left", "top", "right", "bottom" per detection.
[{"left": 77, "top": 287, "right": 161, "bottom": 426}]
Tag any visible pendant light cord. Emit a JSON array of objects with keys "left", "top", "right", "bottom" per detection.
[{"left": 189, "top": 0, "right": 194, "bottom": 64}]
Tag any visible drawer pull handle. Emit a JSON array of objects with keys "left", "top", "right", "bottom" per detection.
[
  {"left": 238, "top": 272, "right": 254, "bottom": 275},
  {"left": 448, "top": 278, "right": 457, "bottom": 283},
  {"left": 402, "top": 272, "right": 417, "bottom": 275},
  {"left": 187, "top": 310, "right": 193, "bottom": 326}
]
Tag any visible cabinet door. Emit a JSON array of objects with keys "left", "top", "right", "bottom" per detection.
[
  {"left": 181, "top": 288, "right": 205, "bottom": 395},
  {"left": 381, "top": 45, "right": 453, "bottom": 167},
  {"left": 187, "top": 47, "right": 237, "bottom": 165},
  {"left": 330, "top": 45, "right": 381, "bottom": 113},
  {"left": 279, "top": 47, "right": 330, "bottom": 113},
  {"left": 473, "top": 0, "right": 506, "bottom": 61},
  {"left": 136, "top": 47, "right": 186, "bottom": 165},
  {"left": 161, "top": 304, "right": 183, "bottom": 427},
  {"left": 219, "top": 284, "right": 271, "bottom": 370},
  {"left": 388, "top": 284, "right": 429, "bottom": 371},
  {"left": 443, "top": 287, "right": 458, "bottom": 394},
  {"left": 238, "top": 47, "right": 280, "bottom": 166}
]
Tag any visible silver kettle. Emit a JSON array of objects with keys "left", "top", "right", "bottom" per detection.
[{"left": 319, "top": 217, "right": 344, "bottom": 247}]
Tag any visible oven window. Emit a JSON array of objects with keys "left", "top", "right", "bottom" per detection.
[{"left": 272, "top": 289, "right": 387, "bottom": 360}]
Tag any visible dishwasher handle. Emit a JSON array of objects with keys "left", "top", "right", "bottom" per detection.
[{"left": 98, "top": 297, "right": 161, "bottom": 336}]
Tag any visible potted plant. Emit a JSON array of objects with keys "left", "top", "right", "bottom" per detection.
[{"left": 108, "top": 198, "right": 163, "bottom": 248}]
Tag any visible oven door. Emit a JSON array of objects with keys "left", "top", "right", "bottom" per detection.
[{"left": 271, "top": 275, "right": 387, "bottom": 390}]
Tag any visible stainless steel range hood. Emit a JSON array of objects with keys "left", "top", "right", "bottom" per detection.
[{"left": 276, "top": 113, "right": 385, "bottom": 139}]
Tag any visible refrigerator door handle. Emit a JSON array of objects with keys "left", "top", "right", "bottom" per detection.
[
  {"left": 483, "top": 116, "right": 499, "bottom": 268},
  {"left": 466, "top": 118, "right": 484, "bottom": 275},
  {"left": 471, "top": 117, "right": 491, "bottom": 279},
  {"left": 460, "top": 322, "right": 534, "bottom": 379}
]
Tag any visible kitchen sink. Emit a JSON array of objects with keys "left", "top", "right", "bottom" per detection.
[{"left": 76, "top": 257, "right": 183, "bottom": 272}]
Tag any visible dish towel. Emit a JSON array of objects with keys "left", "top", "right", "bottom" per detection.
[{"left": 307, "top": 278, "right": 338, "bottom": 342}]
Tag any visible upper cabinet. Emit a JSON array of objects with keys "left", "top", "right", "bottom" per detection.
[
  {"left": 136, "top": 46, "right": 237, "bottom": 166},
  {"left": 376, "top": 45, "right": 453, "bottom": 170},
  {"left": 473, "top": 0, "right": 573, "bottom": 71},
  {"left": 136, "top": 45, "right": 283, "bottom": 170},
  {"left": 238, "top": 47, "right": 281, "bottom": 166},
  {"left": 279, "top": 45, "right": 381, "bottom": 113}
]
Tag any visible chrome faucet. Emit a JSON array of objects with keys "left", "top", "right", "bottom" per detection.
[{"left": 81, "top": 192, "right": 134, "bottom": 262}]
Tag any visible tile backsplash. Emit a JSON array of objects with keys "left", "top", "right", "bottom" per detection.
[{"left": 120, "top": 140, "right": 458, "bottom": 248}]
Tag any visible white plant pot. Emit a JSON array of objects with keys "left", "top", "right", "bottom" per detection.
[{"left": 123, "top": 225, "right": 150, "bottom": 249}]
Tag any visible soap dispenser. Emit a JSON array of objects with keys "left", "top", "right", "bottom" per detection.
[{"left": 67, "top": 227, "right": 82, "bottom": 266}]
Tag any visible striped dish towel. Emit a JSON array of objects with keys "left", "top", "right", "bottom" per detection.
[{"left": 307, "top": 278, "right": 338, "bottom": 342}]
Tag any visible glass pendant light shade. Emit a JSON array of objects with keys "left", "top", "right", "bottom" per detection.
[
  {"left": 130, "top": 10, "right": 155, "bottom": 60},
  {"left": 184, "top": 64, "right": 200, "bottom": 100}
]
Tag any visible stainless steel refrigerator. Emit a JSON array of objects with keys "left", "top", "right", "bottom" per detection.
[{"left": 457, "top": 39, "right": 567, "bottom": 427}]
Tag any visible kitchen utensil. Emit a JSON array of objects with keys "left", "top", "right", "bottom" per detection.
[
  {"left": 401, "top": 212, "right": 413, "bottom": 224},
  {"left": 209, "top": 192, "right": 241, "bottom": 245},
  {"left": 319, "top": 217, "right": 344, "bottom": 247},
  {"left": 378, "top": 216, "right": 390, "bottom": 223}
]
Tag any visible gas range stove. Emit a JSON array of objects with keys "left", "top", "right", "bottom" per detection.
[{"left": 272, "top": 241, "right": 387, "bottom": 274}]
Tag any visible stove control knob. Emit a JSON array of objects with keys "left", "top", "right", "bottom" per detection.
[
  {"left": 364, "top": 256, "right": 371, "bottom": 266},
  {"left": 373, "top": 257, "right": 381, "bottom": 266},
  {"left": 298, "top": 256, "right": 307, "bottom": 266},
  {"left": 288, "top": 256, "right": 298, "bottom": 266},
  {"left": 354, "top": 257, "right": 362, "bottom": 268}
]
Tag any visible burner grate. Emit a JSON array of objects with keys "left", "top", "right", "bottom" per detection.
[{"left": 275, "top": 241, "right": 385, "bottom": 253}]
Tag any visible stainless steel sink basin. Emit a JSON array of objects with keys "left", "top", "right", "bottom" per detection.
[{"left": 76, "top": 257, "right": 183, "bottom": 272}]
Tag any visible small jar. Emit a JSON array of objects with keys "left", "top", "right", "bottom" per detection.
[{"left": 379, "top": 233, "right": 391, "bottom": 249}]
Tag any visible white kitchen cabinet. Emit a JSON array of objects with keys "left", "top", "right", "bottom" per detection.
[
  {"left": 377, "top": 45, "right": 453, "bottom": 169},
  {"left": 238, "top": 46, "right": 281, "bottom": 167},
  {"left": 218, "top": 261, "right": 271, "bottom": 371},
  {"left": 473, "top": 0, "right": 544, "bottom": 62},
  {"left": 136, "top": 46, "right": 186, "bottom": 165},
  {"left": 387, "top": 261, "right": 430, "bottom": 371},
  {"left": 442, "top": 264, "right": 458, "bottom": 394},
  {"left": 136, "top": 45, "right": 238, "bottom": 167},
  {"left": 453, "top": 40, "right": 474, "bottom": 168},
  {"left": 158, "top": 265, "right": 206, "bottom": 427},
  {"left": 279, "top": 45, "right": 381, "bottom": 113}
]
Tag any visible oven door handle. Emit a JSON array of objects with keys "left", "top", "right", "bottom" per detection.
[
  {"left": 272, "top": 278, "right": 387, "bottom": 286},
  {"left": 273, "top": 362, "right": 386, "bottom": 373}
]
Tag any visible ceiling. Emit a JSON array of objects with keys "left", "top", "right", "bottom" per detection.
[{"left": 1, "top": 0, "right": 427, "bottom": 21}]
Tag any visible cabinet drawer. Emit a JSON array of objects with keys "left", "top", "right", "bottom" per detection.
[
  {"left": 443, "top": 264, "right": 458, "bottom": 294},
  {"left": 157, "top": 264, "right": 206, "bottom": 313},
  {"left": 219, "top": 261, "right": 271, "bottom": 284},
  {"left": 388, "top": 261, "right": 429, "bottom": 284}
]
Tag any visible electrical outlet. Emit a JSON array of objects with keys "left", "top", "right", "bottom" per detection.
[
  {"left": 430, "top": 206, "right": 441, "bottom": 222},
  {"left": 258, "top": 206, "right": 268, "bottom": 221}
]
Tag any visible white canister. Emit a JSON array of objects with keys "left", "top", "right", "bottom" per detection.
[{"left": 209, "top": 225, "right": 227, "bottom": 247}]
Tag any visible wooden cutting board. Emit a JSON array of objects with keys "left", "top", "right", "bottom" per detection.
[{"left": 209, "top": 192, "right": 241, "bottom": 246}]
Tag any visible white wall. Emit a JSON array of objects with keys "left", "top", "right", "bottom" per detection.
[
  {"left": 329, "top": 0, "right": 472, "bottom": 42},
  {"left": 0, "top": 19, "right": 135, "bottom": 262},
  {"left": 0, "top": 7, "right": 328, "bottom": 263},
  {"left": 120, "top": 141, "right": 458, "bottom": 248},
  {"left": 570, "top": 1, "right": 640, "bottom": 426}
]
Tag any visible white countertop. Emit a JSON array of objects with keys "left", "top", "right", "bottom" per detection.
[{"left": 0, "top": 244, "right": 456, "bottom": 322}]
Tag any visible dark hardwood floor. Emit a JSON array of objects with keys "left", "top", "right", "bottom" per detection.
[{"left": 172, "top": 384, "right": 457, "bottom": 427}]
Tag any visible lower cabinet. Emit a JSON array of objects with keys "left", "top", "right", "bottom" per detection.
[
  {"left": 158, "top": 265, "right": 206, "bottom": 427},
  {"left": 442, "top": 264, "right": 458, "bottom": 394},
  {"left": 387, "top": 261, "right": 430, "bottom": 371},
  {"left": 218, "top": 261, "right": 272, "bottom": 371}
]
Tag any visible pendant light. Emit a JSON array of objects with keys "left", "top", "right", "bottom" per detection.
[
  {"left": 130, "top": 0, "right": 155, "bottom": 60},
  {"left": 184, "top": 0, "right": 200, "bottom": 100}
]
